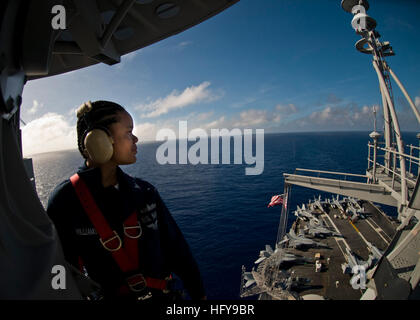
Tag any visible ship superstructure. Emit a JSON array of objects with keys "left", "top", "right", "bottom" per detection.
[{"left": 241, "top": 0, "right": 420, "bottom": 300}]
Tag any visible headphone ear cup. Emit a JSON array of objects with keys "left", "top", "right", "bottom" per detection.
[{"left": 84, "top": 129, "right": 114, "bottom": 164}]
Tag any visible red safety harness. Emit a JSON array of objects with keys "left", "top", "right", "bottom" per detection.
[{"left": 70, "top": 173, "right": 170, "bottom": 295}]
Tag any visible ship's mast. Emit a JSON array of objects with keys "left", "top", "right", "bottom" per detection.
[{"left": 342, "top": 0, "right": 420, "bottom": 207}]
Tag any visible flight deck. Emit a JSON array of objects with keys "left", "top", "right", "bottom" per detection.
[{"left": 241, "top": 198, "right": 398, "bottom": 300}]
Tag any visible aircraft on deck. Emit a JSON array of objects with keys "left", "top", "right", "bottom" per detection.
[
  {"left": 294, "top": 204, "right": 319, "bottom": 223},
  {"left": 306, "top": 220, "right": 341, "bottom": 238},
  {"left": 254, "top": 244, "right": 313, "bottom": 268},
  {"left": 330, "top": 195, "right": 347, "bottom": 212},
  {"left": 279, "top": 229, "right": 330, "bottom": 250}
]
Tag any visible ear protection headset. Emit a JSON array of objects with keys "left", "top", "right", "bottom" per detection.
[{"left": 77, "top": 101, "right": 114, "bottom": 164}]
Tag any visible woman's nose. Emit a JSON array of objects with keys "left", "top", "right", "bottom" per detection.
[{"left": 133, "top": 134, "right": 139, "bottom": 143}]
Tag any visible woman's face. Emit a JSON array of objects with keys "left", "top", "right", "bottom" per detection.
[{"left": 109, "top": 111, "right": 138, "bottom": 165}]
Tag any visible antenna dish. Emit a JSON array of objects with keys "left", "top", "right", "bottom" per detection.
[{"left": 341, "top": 0, "right": 369, "bottom": 13}]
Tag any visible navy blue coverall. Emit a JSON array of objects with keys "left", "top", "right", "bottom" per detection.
[{"left": 47, "top": 164, "right": 205, "bottom": 300}]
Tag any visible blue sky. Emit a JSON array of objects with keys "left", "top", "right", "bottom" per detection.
[{"left": 21, "top": 0, "right": 420, "bottom": 155}]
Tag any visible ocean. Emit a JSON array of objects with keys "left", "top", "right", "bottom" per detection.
[{"left": 30, "top": 132, "right": 418, "bottom": 299}]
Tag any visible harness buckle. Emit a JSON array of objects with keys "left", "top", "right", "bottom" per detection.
[
  {"left": 124, "top": 223, "right": 142, "bottom": 239},
  {"left": 126, "top": 273, "right": 147, "bottom": 293},
  {"left": 137, "top": 292, "right": 152, "bottom": 300},
  {"left": 162, "top": 275, "right": 172, "bottom": 294},
  {"left": 99, "top": 231, "right": 122, "bottom": 252}
]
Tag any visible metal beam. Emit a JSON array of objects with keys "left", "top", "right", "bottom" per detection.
[
  {"left": 284, "top": 173, "right": 398, "bottom": 207},
  {"left": 69, "top": 0, "right": 121, "bottom": 65}
]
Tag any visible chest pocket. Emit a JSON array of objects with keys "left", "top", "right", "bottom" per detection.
[{"left": 139, "top": 202, "right": 158, "bottom": 230}]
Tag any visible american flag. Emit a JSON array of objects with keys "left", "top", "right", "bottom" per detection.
[{"left": 267, "top": 194, "right": 285, "bottom": 208}]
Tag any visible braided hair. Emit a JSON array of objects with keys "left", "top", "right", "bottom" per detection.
[{"left": 76, "top": 100, "right": 126, "bottom": 159}]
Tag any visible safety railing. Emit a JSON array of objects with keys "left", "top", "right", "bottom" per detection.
[
  {"left": 294, "top": 168, "right": 369, "bottom": 184},
  {"left": 367, "top": 142, "right": 420, "bottom": 202}
]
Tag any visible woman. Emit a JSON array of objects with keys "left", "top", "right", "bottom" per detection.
[{"left": 47, "top": 100, "right": 205, "bottom": 300}]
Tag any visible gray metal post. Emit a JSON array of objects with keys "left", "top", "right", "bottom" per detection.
[
  {"left": 392, "top": 150, "right": 397, "bottom": 190},
  {"left": 409, "top": 145, "right": 413, "bottom": 175},
  {"left": 417, "top": 133, "right": 420, "bottom": 176},
  {"left": 370, "top": 131, "right": 381, "bottom": 183}
]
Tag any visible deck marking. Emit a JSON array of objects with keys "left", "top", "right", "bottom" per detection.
[
  {"left": 347, "top": 218, "right": 371, "bottom": 248},
  {"left": 364, "top": 218, "right": 390, "bottom": 245},
  {"left": 321, "top": 213, "right": 351, "bottom": 257},
  {"left": 366, "top": 217, "right": 390, "bottom": 239},
  {"left": 349, "top": 219, "right": 360, "bottom": 233}
]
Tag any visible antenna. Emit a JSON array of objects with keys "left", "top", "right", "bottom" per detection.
[{"left": 372, "top": 105, "right": 377, "bottom": 132}]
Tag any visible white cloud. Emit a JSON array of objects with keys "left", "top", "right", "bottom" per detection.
[
  {"left": 362, "top": 105, "right": 371, "bottom": 114},
  {"left": 196, "top": 111, "right": 214, "bottom": 122},
  {"left": 22, "top": 113, "right": 77, "bottom": 156},
  {"left": 202, "top": 116, "right": 227, "bottom": 130},
  {"left": 133, "top": 122, "right": 159, "bottom": 142},
  {"left": 67, "top": 104, "right": 80, "bottom": 117},
  {"left": 273, "top": 115, "right": 282, "bottom": 123},
  {"left": 354, "top": 105, "right": 374, "bottom": 120},
  {"left": 115, "top": 51, "right": 139, "bottom": 69},
  {"left": 27, "top": 100, "right": 43, "bottom": 114},
  {"left": 124, "top": 51, "right": 138, "bottom": 61},
  {"left": 136, "top": 82, "right": 218, "bottom": 118},
  {"left": 233, "top": 109, "right": 269, "bottom": 127},
  {"left": 311, "top": 106, "right": 332, "bottom": 121},
  {"left": 289, "top": 103, "right": 380, "bottom": 130},
  {"left": 275, "top": 103, "right": 298, "bottom": 114},
  {"left": 231, "top": 97, "right": 257, "bottom": 109},
  {"left": 177, "top": 41, "right": 192, "bottom": 49}
]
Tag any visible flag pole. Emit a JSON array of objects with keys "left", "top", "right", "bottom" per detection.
[{"left": 276, "top": 184, "right": 290, "bottom": 247}]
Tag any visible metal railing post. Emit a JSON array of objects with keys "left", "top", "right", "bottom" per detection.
[
  {"left": 409, "top": 145, "right": 413, "bottom": 175},
  {"left": 370, "top": 132, "right": 381, "bottom": 183},
  {"left": 418, "top": 133, "right": 420, "bottom": 176},
  {"left": 392, "top": 149, "right": 397, "bottom": 189}
]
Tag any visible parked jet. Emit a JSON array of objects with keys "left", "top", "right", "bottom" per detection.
[
  {"left": 274, "top": 248, "right": 313, "bottom": 268},
  {"left": 313, "top": 195, "right": 329, "bottom": 213},
  {"left": 274, "top": 270, "right": 312, "bottom": 291},
  {"left": 345, "top": 198, "right": 366, "bottom": 220},
  {"left": 280, "top": 228, "right": 329, "bottom": 250},
  {"left": 331, "top": 195, "right": 346, "bottom": 212},
  {"left": 347, "top": 197, "right": 364, "bottom": 211},
  {"left": 254, "top": 244, "right": 275, "bottom": 264},
  {"left": 243, "top": 272, "right": 256, "bottom": 288},
  {"left": 308, "top": 216, "right": 328, "bottom": 229},
  {"left": 294, "top": 205, "right": 319, "bottom": 223},
  {"left": 294, "top": 205, "right": 311, "bottom": 218},
  {"left": 254, "top": 243, "right": 313, "bottom": 268},
  {"left": 306, "top": 220, "right": 341, "bottom": 238}
]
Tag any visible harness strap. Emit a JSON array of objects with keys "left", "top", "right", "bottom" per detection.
[{"left": 70, "top": 173, "right": 169, "bottom": 292}]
